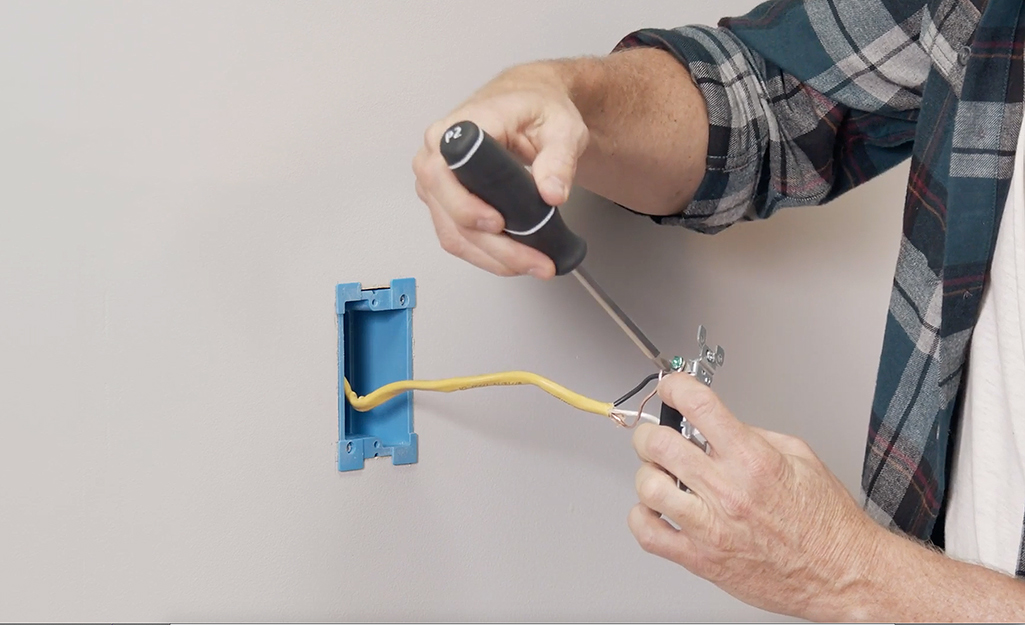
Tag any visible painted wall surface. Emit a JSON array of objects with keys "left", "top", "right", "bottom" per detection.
[{"left": 0, "top": 1, "right": 908, "bottom": 621}]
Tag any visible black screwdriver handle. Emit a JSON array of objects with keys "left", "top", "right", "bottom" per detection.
[{"left": 438, "top": 120, "right": 587, "bottom": 276}]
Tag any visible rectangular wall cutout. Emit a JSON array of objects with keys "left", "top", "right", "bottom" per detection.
[{"left": 336, "top": 278, "right": 417, "bottom": 472}]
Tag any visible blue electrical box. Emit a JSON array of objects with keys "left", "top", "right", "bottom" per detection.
[{"left": 336, "top": 278, "right": 417, "bottom": 472}]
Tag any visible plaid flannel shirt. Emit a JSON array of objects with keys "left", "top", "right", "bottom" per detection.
[{"left": 616, "top": 0, "right": 1025, "bottom": 574}]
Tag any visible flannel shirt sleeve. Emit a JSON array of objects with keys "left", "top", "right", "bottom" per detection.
[{"left": 614, "top": 1, "right": 928, "bottom": 234}]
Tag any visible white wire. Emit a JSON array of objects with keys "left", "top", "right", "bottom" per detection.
[{"left": 609, "top": 409, "right": 660, "bottom": 427}]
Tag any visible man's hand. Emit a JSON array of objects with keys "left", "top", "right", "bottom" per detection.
[
  {"left": 629, "top": 372, "right": 883, "bottom": 621},
  {"left": 412, "top": 62, "right": 589, "bottom": 280},
  {"left": 414, "top": 49, "right": 712, "bottom": 278}
]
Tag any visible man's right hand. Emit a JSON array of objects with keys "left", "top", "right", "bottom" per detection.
[{"left": 412, "top": 61, "right": 589, "bottom": 280}]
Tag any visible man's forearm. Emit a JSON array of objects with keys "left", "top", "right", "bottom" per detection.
[
  {"left": 549, "top": 48, "right": 710, "bottom": 217},
  {"left": 838, "top": 527, "right": 1025, "bottom": 621}
]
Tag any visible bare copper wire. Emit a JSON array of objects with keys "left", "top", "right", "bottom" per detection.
[
  {"left": 634, "top": 385, "right": 660, "bottom": 426},
  {"left": 607, "top": 370, "right": 665, "bottom": 429}
]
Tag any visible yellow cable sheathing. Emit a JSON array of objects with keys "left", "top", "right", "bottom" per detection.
[{"left": 343, "top": 371, "right": 613, "bottom": 416}]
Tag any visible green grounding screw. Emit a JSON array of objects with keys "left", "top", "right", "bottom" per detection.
[{"left": 670, "top": 355, "right": 684, "bottom": 371}]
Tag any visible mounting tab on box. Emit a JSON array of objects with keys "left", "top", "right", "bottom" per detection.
[{"left": 337, "top": 278, "right": 417, "bottom": 472}]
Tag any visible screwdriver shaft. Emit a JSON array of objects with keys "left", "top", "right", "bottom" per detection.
[{"left": 570, "top": 266, "right": 670, "bottom": 372}]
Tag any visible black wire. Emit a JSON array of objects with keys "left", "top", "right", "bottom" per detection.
[{"left": 613, "top": 372, "right": 660, "bottom": 407}]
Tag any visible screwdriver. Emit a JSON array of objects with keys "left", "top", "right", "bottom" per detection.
[
  {"left": 438, "top": 119, "right": 723, "bottom": 469},
  {"left": 438, "top": 120, "right": 672, "bottom": 373}
]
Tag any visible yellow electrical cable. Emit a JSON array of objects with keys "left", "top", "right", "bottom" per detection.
[{"left": 342, "top": 371, "right": 613, "bottom": 417}]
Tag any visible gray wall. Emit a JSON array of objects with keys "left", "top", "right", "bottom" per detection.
[{"left": 0, "top": 1, "right": 907, "bottom": 621}]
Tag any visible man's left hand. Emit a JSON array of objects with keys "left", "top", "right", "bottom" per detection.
[{"left": 630, "top": 372, "right": 885, "bottom": 620}]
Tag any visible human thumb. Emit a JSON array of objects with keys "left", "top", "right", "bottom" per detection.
[{"left": 529, "top": 114, "right": 589, "bottom": 207}]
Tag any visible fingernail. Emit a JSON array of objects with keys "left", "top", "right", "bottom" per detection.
[
  {"left": 477, "top": 218, "right": 501, "bottom": 233},
  {"left": 544, "top": 177, "right": 567, "bottom": 202},
  {"left": 527, "top": 268, "right": 541, "bottom": 278}
]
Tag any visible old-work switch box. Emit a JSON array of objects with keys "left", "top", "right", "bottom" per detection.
[{"left": 336, "top": 278, "right": 417, "bottom": 472}]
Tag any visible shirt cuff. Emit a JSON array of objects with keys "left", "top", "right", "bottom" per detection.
[{"left": 611, "top": 25, "right": 764, "bottom": 234}]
